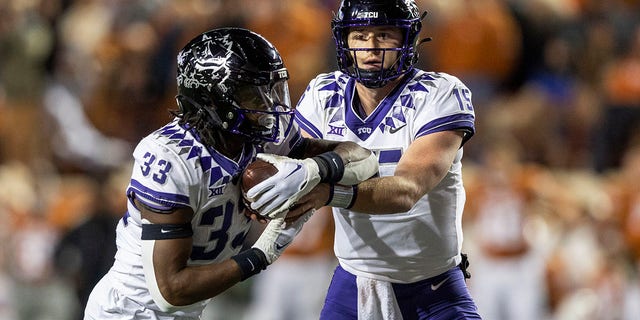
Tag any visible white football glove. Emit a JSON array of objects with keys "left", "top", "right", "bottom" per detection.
[
  {"left": 252, "top": 210, "right": 315, "bottom": 264},
  {"left": 245, "top": 153, "right": 321, "bottom": 219}
]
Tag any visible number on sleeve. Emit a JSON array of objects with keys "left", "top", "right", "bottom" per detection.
[
  {"left": 453, "top": 88, "right": 473, "bottom": 111},
  {"left": 141, "top": 152, "right": 156, "bottom": 176},
  {"left": 154, "top": 160, "right": 172, "bottom": 184},
  {"left": 140, "top": 152, "right": 173, "bottom": 184}
]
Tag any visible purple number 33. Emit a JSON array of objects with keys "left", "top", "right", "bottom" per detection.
[{"left": 141, "top": 152, "right": 173, "bottom": 184}]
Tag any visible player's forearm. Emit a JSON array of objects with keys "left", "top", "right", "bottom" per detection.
[
  {"left": 348, "top": 176, "right": 423, "bottom": 214},
  {"left": 154, "top": 259, "right": 244, "bottom": 308},
  {"left": 142, "top": 225, "right": 247, "bottom": 310},
  {"left": 347, "top": 132, "right": 462, "bottom": 214}
]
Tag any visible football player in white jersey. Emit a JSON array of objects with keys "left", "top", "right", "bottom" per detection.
[
  {"left": 292, "top": 0, "right": 482, "bottom": 319},
  {"left": 83, "top": 27, "right": 378, "bottom": 319}
]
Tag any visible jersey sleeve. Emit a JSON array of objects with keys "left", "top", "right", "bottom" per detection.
[
  {"left": 294, "top": 76, "right": 325, "bottom": 139},
  {"left": 414, "top": 73, "right": 476, "bottom": 145},
  {"left": 127, "top": 136, "right": 195, "bottom": 213}
]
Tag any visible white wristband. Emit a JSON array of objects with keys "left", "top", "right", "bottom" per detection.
[{"left": 326, "top": 184, "right": 357, "bottom": 209}]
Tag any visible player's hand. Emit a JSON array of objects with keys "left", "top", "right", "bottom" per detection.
[
  {"left": 243, "top": 208, "right": 268, "bottom": 224},
  {"left": 251, "top": 209, "right": 315, "bottom": 264},
  {"left": 245, "top": 153, "right": 321, "bottom": 219},
  {"left": 284, "top": 183, "right": 330, "bottom": 223}
]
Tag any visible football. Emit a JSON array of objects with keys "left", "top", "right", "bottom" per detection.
[{"left": 240, "top": 159, "right": 278, "bottom": 218}]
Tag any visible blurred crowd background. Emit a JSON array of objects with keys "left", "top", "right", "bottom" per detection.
[{"left": 1, "top": 0, "right": 640, "bottom": 319}]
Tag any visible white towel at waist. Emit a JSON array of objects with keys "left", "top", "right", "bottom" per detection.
[{"left": 357, "top": 276, "right": 403, "bottom": 320}]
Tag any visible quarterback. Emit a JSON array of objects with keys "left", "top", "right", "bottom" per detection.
[{"left": 294, "top": 0, "right": 482, "bottom": 319}]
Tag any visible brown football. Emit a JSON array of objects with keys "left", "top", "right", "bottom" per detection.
[{"left": 240, "top": 159, "right": 278, "bottom": 218}]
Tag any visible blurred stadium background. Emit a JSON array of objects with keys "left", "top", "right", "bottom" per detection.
[{"left": 1, "top": 0, "right": 640, "bottom": 319}]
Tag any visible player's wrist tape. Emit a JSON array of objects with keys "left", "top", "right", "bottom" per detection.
[
  {"left": 312, "top": 151, "right": 345, "bottom": 183},
  {"left": 231, "top": 248, "right": 268, "bottom": 281},
  {"left": 326, "top": 184, "right": 358, "bottom": 209}
]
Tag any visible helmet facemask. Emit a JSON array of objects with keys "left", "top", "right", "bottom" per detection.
[
  {"left": 338, "top": 27, "right": 413, "bottom": 88},
  {"left": 227, "top": 79, "right": 294, "bottom": 144},
  {"left": 331, "top": 0, "right": 426, "bottom": 88}
]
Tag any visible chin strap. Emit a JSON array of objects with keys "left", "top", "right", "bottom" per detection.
[
  {"left": 417, "top": 37, "right": 432, "bottom": 45},
  {"left": 417, "top": 11, "right": 432, "bottom": 46}
]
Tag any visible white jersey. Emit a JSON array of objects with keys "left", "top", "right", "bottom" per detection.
[
  {"left": 98, "top": 118, "right": 299, "bottom": 318},
  {"left": 295, "top": 70, "right": 475, "bottom": 283}
]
